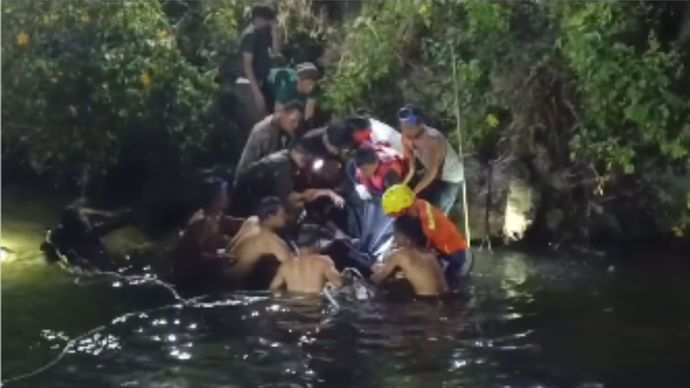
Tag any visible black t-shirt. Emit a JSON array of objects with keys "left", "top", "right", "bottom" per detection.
[
  {"left": 238, "top": 25, "right": 272, "bottom": 83},
  {"left": 231, "top": 150, "right": 297, "bottom": 216},
  {"left": 298, "top": 127, "right": 348, "bottom": 190},
  {"left": 300, "top": 127, "right": 331, "bottom": 159}
]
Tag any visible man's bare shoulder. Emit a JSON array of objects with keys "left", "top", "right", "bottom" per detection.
[
  {"left": 241, "top": 216, "right": 260, "bottom": 227},
  {"left": 301, "top": 254, "right": 334, "bottom": 265},
  {"left": 187, "top": 210, "right": 206, "bottom": 225},
  {"left": 385, "top": 247, "right": 412, "bottom": 262}
]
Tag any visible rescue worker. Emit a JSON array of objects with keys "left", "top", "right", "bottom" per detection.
[
  {"left": 229, "top": 197, "right": 294, "bottom": 287},
  {"left": 235, "top": 100, "right": 303, "bottom": 176},
  {"left": 371, "top": 215, "right": 447, "bottom": 296},
  {"left": 230, "top": 141, "right": 344, "bottom": 218},
  {"left": 381, "top": 184, "right": 470, "bottom": 284},
  {"left": 398, "top": 105, "right": 464, "bottom": 214},
  {"left": 267, "top": 62, "right": 319, "bottom": 122}
]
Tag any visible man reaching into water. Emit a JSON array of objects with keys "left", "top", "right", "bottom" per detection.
[
  {"left": 381, "top": 184, "right": 471, "bottom": 284},
  {"left": 370, "top": 215, "right": 447, "bottom": 296},
  {"left": 270, "top": 252, "right": 343, "bottom": 294},
  {"left": 229, "top": 197, "right": 295, "bottom": 285},
  {"left": 173, "top": 178, "right": 242, "bottom": 291}
]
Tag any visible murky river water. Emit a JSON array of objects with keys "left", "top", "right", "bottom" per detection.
[{"left": 2, "top": 190, "right": 690, "bottom": 387}]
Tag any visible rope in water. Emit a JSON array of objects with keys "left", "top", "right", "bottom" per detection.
[
  {"left": 1, "top": 300, "right": 182, "bottom": 386},
  {"left": 2, "top": 265, "right": 350, "bottom": 385}
]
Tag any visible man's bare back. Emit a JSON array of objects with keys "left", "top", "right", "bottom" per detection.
[
  {"left": 229, "top": 217, "right": 293, "bottom": 280},
  {"left": 270, "top": 254, "right": 343, "bottom": 294},
  {"left": 372, "top": 247, "right": 447, "bottom": 296}
]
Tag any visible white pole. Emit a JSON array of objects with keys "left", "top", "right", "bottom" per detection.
[{"left": 450, "top": 45, "right": 471, "bottom": 248}]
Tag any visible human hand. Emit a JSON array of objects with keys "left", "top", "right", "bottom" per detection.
[{"left": 328, "top": 190, "right": 345, "bottom": 208}]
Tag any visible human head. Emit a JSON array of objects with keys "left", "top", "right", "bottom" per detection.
[
  {"left": 353, "top": 147, "right": 380, "bottom": 179},
  {"left": 257, "top": 196, "right": 287, "bottom": 230},
  {"left": 344, "top": 115, "right": 373, "bottom": 145},
  {"left": 295, "top": 227, "right": 326, "bottom": 255},
  {"left": 398, "top": 104, "right": 425, "bottom": 138},
  {"left": 277, "top": 100, "right": 303, "bottom": 135},
  {"left": 251, "top": 6, "right": 276, "bottom": 29},
  {"left": 394, "top": 215, "right": 429, "bottom": 248},
  {"left": 296, "top": 62, "right": 319, "bottom": 95},
  {"left": 325, "top": 120, "right": 355, "bottom": 155},
  {"left": 382, "top": 184, "right": 415, "bottom": 216},
  {"left": 201, "top": 178, "right": 229, "bottom": 214},
  {"left": 288, "top": 139, "right": 311, "bottom": 169}
]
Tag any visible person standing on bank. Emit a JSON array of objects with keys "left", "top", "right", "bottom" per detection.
[
  {"left": 239, "top": 6, "right": 278, "bottom": 119},
  {"left": 398, "top": 105, "right": 464, "bottom": 214},
  {"left": 235, "top": 100, "right": 303, "bottom": 176},
  {"left": 267, "top": 62, "right": 319, "bottom": 123}
]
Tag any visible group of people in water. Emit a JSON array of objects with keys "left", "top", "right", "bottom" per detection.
[
  {"left": 44, "top": 5, "right": 470, "bottom": 299},
  {"left": 170, "top": 6, "right": 470, "bottom": 299}
]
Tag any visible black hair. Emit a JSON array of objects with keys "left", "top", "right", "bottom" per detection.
[
  {"left": 326, "top": 120, "right": 355, "bottom": 149},
  {"left": 394, "top": 215, "right": 428, "bottom": 248},
  {"left": 201, "top": 178, "right": 228, "bottom": 210},
  {"left": 353, "top": 147, "right": 379, "bottom": 168},
  {"left": 344, "top": 115, "right": 371, "bottom": 133},
  {"left": 282, "top": 100, "right": 304, "bottom": 114},
  {"left": 257, "top": 196, "right": 284, "bottom": 221},
  {"left": 251, "top": 6, "right": 276, "bottom": 21}
]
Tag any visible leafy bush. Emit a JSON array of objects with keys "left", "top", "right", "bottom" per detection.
[
  {"left": 2, "top": 0, "right": 218, "bottom": 175},
  {"left": 558, "top": 2, "right": 690, "bottom": 175},
  {"left": 322, "top": 1, "right": 421, "bottom": 116}
]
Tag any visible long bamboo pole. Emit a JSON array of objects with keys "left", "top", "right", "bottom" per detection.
[{"left": 450, "top": 45, "right": 471, "bottom": 248}]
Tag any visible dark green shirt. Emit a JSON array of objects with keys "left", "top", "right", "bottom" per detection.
[{"left": 266, "top": 68, "right": 314, "bottom": 106}]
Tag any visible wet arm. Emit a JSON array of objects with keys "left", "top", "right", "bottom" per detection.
[
  {"left": 413, "top": 139, "right": 444, "bottom": 194},
  {"left": 370, "top": 255, "right": 400, "bottom": 285}
]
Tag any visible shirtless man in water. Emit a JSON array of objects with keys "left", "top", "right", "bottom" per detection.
[
  {"left": 270, "top": 253, "right": 343, "bottom": 293},
  {"left": 229, "top": 197, "right": 294, "bottom": 282},
  {"left": 370, "top": 215, "right": 447, "bottom": 296},
  {"left": 173, "top": 178, "right": 243, "bottom": 290}
]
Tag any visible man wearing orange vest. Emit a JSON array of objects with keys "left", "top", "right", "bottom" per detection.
[{"left": 381, "top": 184, "right": 471, "bottom": 283}]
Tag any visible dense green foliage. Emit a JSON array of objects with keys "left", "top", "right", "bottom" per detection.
[
  {"left": 1, "top": 0, "right": 688, "bottom": 239},
  {"left": 2, "top": 0, "right": 218, "bottom": 174},
  {"left": 559, "top": 2, "right": 690, "bottom": 174}
]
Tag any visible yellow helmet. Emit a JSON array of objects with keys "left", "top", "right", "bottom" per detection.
[{"left": 382, "top": 184, "right": 415, "bottom": 216}]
